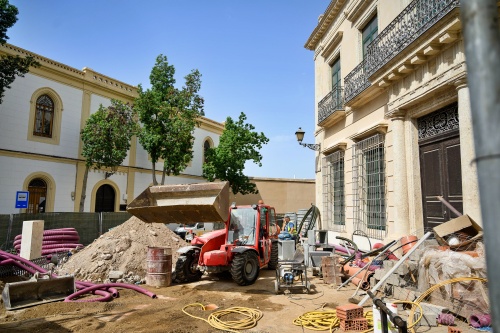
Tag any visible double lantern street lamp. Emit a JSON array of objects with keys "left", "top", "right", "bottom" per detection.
[{"left": 295, "top": 127, "right": 320, "bottom": 151}]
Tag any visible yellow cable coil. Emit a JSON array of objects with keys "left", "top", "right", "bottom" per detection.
[
  {"left": 407, "top": 277, "right": 487, "bottom": 333},
  {"left": 293, "top": 309, "right": 373, "bottom": 333},
  {"left": 182, "top": 303, "right": 263, "bottom": 333}
]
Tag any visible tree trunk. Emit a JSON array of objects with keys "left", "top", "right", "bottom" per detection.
[
  {"left": 152, "top": 162, "right": 158, "bottom": 185},
  {"left": 79, "top": 165, "right": 89, "bottom": 212}
]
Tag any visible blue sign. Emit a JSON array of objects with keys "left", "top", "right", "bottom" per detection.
[{"left": 15, "top": 191, "right": 29, "bottom": 209}]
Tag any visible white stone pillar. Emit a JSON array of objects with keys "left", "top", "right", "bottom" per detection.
[
  {"left": 390, "top": 111, "right": 411, "bottom": 237},
  {"left": 455, "top": 80, "right": 483, "bottom": 223},
  {"left": 20, "top": 220, "right": 44, "bottom": 260}
]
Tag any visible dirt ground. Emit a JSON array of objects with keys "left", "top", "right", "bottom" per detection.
[{"left": 0, "top": 268, "right": 473, "bottom": 333}]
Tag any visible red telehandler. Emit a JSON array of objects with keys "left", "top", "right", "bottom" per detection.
[{"left": 127, "top": 182, "right": 279, "bottom": 286}]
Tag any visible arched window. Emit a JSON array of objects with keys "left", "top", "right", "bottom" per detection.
[
  {"left": 34, "top": 95, "right": 54, "bottom": 137},
  {"left": 28, "top": 178, "right": 47, "bottom": 213},
  {"left": 203, "top": 139, "right": 212, "bottom": 163}
]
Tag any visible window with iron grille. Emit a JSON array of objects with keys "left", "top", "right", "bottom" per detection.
[
  {"left": 322, "top": 150, "right": 345, "bottom": 232},
  {"left": 352, "top": 134, "right": 386, "bottom": 239}
]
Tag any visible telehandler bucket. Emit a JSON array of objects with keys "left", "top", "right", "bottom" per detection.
[
  {"left": 127, "top": 182, "right": 230, "bottom": 224},
  {"left": 2, "top": 274, "right": 75, "bottom": 310}
]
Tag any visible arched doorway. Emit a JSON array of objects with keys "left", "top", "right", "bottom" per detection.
[
  {"left": 95, "top": 184, "right": 115, "bottom": 212},
  {"left": 28, "top": 178, "right": 47, "bottom": 213}
]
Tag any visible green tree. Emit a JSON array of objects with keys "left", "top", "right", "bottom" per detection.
[
  {"left": 0, "top": 0, "right": 39, "bottom": 104},
  {"left": 135, "top": 54, "right": 204, "bottom": 185},
  {"left": 203, "top": 112, "right": 269, "bottom": 195},
  {"left": 79, "top": 100, "right": 139, "bottom": 211}
]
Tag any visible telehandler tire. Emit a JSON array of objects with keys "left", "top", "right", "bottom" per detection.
[
  {"left": 231, "top": 251, "right": 260, "bottom": 286},
  {"left": 267, "top": 241, "right": 278, "bottom": 270},
  {"left": 174, "top": 250, "right": 202, "bottom": 283}
]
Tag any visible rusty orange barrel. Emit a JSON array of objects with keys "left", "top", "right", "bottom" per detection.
[{"left": 146, "top": 247, "right": 172, "bottom": 287}]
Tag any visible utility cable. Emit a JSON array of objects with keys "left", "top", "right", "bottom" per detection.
[{"left": 182, "top": 303, "right": 263, "bottom": 333}]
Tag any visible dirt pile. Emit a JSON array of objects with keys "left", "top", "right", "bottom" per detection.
[{"left": 55, "top": 216, "right": 185, "bottom": 283}]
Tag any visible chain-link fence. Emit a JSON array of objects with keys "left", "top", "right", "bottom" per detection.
[{"left": 0, "top": 212, "right": 132, "bottom": 251}]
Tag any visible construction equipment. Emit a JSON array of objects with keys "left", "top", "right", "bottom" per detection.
[
  {"left": 274, "top": 250, "right": 310, "bottom": 294},
  {"left": 128, "top": 182, "right": 279, "bottom": 286},
  {"left": 2, "top": 272, "right": 75, "bottom": 310}
]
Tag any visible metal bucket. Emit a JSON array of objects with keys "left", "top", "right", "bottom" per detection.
[{"left": 146, "top": 247, "right": 172, "bottom": 287}]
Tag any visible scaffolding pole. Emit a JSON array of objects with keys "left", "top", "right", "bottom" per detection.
[{"left": 460, "top": 1, "right": 500, "bottom": 331}]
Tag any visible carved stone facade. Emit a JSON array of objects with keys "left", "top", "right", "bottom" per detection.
[{"left": 305, "top": 0, "right": 487, "bottom": 245}]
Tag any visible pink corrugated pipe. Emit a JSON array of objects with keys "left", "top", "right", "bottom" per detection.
[{"left": 64, "top": 283, "right": 156, "bottom": 302}]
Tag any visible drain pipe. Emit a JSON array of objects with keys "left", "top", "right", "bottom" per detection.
[{"left": 461, "top": 1, "right": 500, "bottom": 332}]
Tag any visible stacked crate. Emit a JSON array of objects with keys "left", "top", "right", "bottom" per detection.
[{"left": 336, "top": 304, "right": 368, "bottom": 331}]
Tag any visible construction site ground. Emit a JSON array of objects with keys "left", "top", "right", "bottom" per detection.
[{"left": 0, "top": 268, "right": 477, "bottom": 333}]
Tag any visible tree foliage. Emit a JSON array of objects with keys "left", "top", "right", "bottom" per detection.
[
  {"left": 0, "top": 0, "right": 39, "bottom": 104},
  {"left": 203, "top": 112, "right": 269, "bottom": 195},
  {"left": 79, "top": 100, "right": 139, "bottom": 211},
  {"left": 135, "top": 54, "right": 204, "bottom": 185}
]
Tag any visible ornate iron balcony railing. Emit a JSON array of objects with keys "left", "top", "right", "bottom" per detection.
[
  {"left": 365, "top": 0, "right": 460, "bottom": 77},
  {"left": 344, "top": 0, "right": 460, "bottom": 103},
  {"left": 318, "top": 86, "right": 345, "bottom": 124},
  {"left": 344, "top": 60, "right": 370, "bottom": 103}
]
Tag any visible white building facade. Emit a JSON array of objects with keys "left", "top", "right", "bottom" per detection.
[
  {"left": 0, "top": 43, "right": 224, "bottom": 214},
  {"left": 305, "top": 0, "right": 489, "bottom": 245}
]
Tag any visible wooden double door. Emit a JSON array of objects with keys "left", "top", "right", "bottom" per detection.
[{"left": 419, "top": 132, "right": 463, "bottom": 230}]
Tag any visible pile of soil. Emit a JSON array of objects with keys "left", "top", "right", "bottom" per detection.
[{"left": 55, "top": 216, "right": 186, "bottom": 283}]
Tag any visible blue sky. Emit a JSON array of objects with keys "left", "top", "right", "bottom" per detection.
[{"left": 8, "top": 0, "right": 329, "bottom": 179}]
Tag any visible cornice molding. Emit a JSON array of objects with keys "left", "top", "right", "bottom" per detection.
[
  {"left": 349, "top": 122, "right": 388, "bottom": 141},
  {"left": 198, "top": 116, "right": 225, "bottom": 134},
  {"left": 0, "top": 43, "right": 138, "bottom": 97},
  {"left": 305, "top": 0, "right": 347, "bottom": 50},
  {"left": 322, "top": 141, "right": 348, "bottom": 155}
]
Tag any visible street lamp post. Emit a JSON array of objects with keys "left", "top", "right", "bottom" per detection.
[{"left": 295, "top": 127, "right": 320, "bottom": 151}]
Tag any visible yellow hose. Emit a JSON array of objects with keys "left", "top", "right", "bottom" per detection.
[
  {"left": 407, "top": 277, "right": 487, "bottom": 333},
  {"left": 293, "top": 309, "right": 373, "bottom": 333},
  {"left": 182, "top": 303, "right": 263, "bottom": 333},
  {"left": 392, "top": 301, "right": 423, "bottom": 329}
]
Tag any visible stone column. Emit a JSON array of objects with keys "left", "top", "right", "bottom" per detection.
[
  {"left": 390, "top": 111, "right": 411, "bottom": 237},
  {"left": 455, "top": 79, "right": 483, "bottom": 223}
]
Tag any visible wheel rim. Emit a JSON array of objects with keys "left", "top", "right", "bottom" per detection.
[{"left": 245, "top": 260, "right": 255, "bottom": 275}]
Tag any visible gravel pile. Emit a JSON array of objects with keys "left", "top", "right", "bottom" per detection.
[{"left": 55, "top": 216, "right": 186, "bottom": 284}]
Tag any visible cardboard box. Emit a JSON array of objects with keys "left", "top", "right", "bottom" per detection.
[{"left": 433, "top": 215, "right": 483, "bottom": 248}]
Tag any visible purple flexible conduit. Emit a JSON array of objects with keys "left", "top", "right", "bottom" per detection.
[
  {"left": 14, "top": 229, "right": 79, "bottom": 240},
  {"left": 0, "top": 250, "right": 158, "bottom": 302},
  {"left": 64, "top": 283, "right": 157, "bottom": 302}
]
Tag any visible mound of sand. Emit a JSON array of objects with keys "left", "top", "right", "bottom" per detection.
[{"left": 55, "top": 216, "right": 186, "bottom": 283}]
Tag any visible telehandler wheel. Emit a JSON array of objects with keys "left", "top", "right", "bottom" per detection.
[
  {"left": 267, "top": 241, "right": 278, "bottom": 270},
  {"left": 230, "top": 251, "right": 260, "bottom": 286},
  {"left": 174, "top": 250, "right": 202, "bottom": 283}
]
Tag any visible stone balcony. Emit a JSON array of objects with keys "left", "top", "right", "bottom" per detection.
[{"left": 318, "top": 86, "right": 346, "bottom": 127}]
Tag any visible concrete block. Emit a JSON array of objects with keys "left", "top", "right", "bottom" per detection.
[
  {"left": 385, "top": 273, "right": 405, "bottom": 286},
  {"left": 109, "top": 271, "right": 124, "bottom": 279},
  {"left": 416, "top": 311, "right": 438, "bottom": 327},
  {"left": 419, "top": 302, "right": 449, "bottom": 316},
  {"left": 374, "top": 268, "right": 387, "bottom": 280},
  {"left": 392, "top": 286, "right": 421, "bottom": 301},
  {"left": 20, "top": 220, "right": 44, "bottom": 260},
  {"left": 383, "top": 260, "right": 394, "bottom": 269},
  {"left": 395, "top": 263, "right": 409, "bottom": 275}
]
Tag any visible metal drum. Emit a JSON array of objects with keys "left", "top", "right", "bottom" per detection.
[{"left": 146, "top": 247, "right": 172, "bottom": 287}]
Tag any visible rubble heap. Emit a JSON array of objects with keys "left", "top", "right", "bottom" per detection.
[{"left": 55, "top": 216, "right": 185, "bottom": 284}]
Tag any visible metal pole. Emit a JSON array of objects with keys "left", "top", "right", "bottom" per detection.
[
  {"left": 358, "top": 232, "right": 432, "bottom": 306},
  {"left": 460, "top": 1, "right": 500, "bottom": 332}
]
